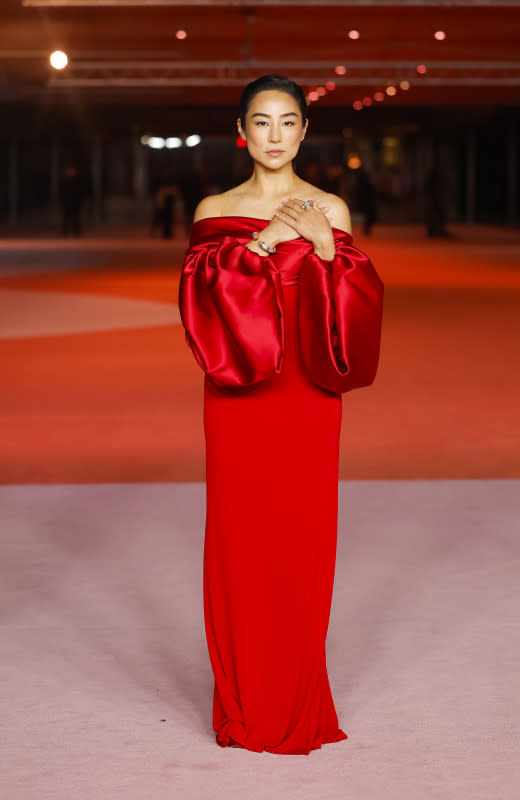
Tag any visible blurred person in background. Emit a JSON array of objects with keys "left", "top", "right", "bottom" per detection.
[
  {"left": 60, "top": 166, "right": 88, "bottom": 237},
  {"left": 355, "top": 166, "right": 377, "bottom": 235},
  {"left": 178, "top": 168, "right": 205, "bottom": 237},
  {"left": 424, "top": 166, "right": 449, "bottom": 238},
  {"left": 151, "top": 168, "right": 179, "bottom": 239}
]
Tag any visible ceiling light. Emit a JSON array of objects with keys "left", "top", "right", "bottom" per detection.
[
  {"left": 434, "top": 30, "right": 446, "bottom": 40},
  {"left": 348, "top": 30, "right": 360, "bottom": 40},
  {"left": 317, "top": 86, "right": 326, "bottom": 96},
  {"left": 416, "top": 64, "right": 427, "bottom": 74},
  {"left": 186, "top": 134, "right": 201, "bottom": 147},
  {"left": 400, "top": 80, "right": 410, "bottom": 90},
  {"left": 353, "top": 101, "right": 363, "bottom": 111},
  {"left": 362, "top": 96, "right": 373, "bottom": 106},
  {"left": 49, "top": 50, "right": 68, "bottom": 70},
  {"left": 165, "top": 137, "right": 182, "bottom": 148},
  {"left": 385, "top": 85, "right": 397, "bottom": 96},
  {"left": 148, "top": 137, "right": 165, "bottom": 149},
  {"left": 325, "top": 81, "right": 336, "bottom": 91},
  {"left": 176, "top": 30, "right": 187, "bottom": 40},
  {"left": 334, "top": 65, "right": 346, "bottom": 76},
  {"left": 308, "top": 91, "right": 319, "bottom": 101}
]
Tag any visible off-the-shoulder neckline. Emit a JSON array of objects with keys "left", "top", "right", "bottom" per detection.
[{"left": 192, "top": 214, "right": 350, "bottom": 235}]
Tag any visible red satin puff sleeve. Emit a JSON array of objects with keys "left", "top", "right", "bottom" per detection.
[
  {"left": 297, "top": 230, "right": 384, "bottom": 394},
  {"left": 178, "top": 224, "right": 284, "bottom": 387}
]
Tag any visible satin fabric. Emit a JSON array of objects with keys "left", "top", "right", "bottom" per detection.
[
  {"left": 179, "top": 215, "right": 384, "bottom": 394},
  {"left": 178, "top": 216, "right": 383, "bottom": 755}
]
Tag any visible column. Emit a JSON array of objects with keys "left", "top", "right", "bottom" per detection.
[
  {"left": 8, "top": 138, "right": 19, "bottom": 225},
  {"left": 507, "top": 123, "right": 517, "bottom": 226},
  {"left": 91, "top": 137, "right": 103, "bottom": 222},
  {"left": 465, "top": 129, "right": 476, "bottom": 224}
]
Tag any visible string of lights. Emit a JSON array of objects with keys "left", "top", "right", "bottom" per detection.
[{"left": 305, "top": 28, "right": 440, "bottom": 109}]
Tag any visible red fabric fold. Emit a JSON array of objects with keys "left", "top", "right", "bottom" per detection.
[
  {"left": 179, "top": 230, "right": 284, "bottom": 387},
  {"left": 178, "top": 216, "right": 383, "bottom": 394},
  {"left": 297, "top": 233, "right": 384, "bottom": 394}
]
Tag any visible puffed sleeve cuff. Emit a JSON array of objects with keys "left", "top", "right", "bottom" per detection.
[
  {"left": 178, "top": 236, "right": 284, "bottom": 387},
  {"left": 297, "top": 233, "right": 384, "bottom": 394}
]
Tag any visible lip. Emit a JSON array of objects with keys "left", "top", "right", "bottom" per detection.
[{"left": 266, "top": 150, "right": 284, "bottom": 156}]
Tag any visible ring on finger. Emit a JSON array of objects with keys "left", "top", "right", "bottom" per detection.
[{"left": 301, "top": 199, "right": 313, "bottom": 209}]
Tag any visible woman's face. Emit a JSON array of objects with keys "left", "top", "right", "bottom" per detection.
[{"left": 237, "top": 89, "right": 307, "bottom": 170}]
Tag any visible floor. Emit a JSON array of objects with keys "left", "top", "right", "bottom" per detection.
[{"left": 1, "top": 223, "right": 519, "bottom": 799}]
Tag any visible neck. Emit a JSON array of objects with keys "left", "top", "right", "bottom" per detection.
[{"left": 248, "top": 161, "right": 301, "bottom": 199}]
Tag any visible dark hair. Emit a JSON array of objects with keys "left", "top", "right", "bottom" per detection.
[{"left": 238, "top": 74, "right": 307, "bottom": 128}]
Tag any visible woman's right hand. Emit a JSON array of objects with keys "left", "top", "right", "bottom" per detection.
[
  {"left": 261, "top": 215, "right": 302, "bottom": 245},
  {"left": 244, "top": 212, "right": 301, "bottom": 257}
]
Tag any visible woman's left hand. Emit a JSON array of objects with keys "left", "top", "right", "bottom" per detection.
[{"left": 274, "top": 198, "right": 336, "bottom": 260}]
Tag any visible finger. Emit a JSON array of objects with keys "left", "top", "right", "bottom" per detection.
[
  {"left": 274, "top": 210, "right": 301, "bottom": 230},
  {"left": 281, "top": 198, "right": 306, "bottom": 212},
  {"left": 276, "top": 206, "right": 300, "bottom": 222}
]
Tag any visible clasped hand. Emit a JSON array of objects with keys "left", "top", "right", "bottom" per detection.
[
  {"left": 246, "top": 198, "right": 336, "bottom": 260},
  {"left": 273, "top": 198, "right": 332, "bottom": 245}
]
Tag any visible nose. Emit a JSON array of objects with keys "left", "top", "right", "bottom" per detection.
[{"left": 269, "top": 124, "right": 281, "bottom": 143}]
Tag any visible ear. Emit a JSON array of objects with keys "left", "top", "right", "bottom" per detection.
[
  {"left": 237, "top": 118, "right": 246, "bottom": 141},
  {"left": 301, "top": 119, "right": 309, "bottom": 141}
]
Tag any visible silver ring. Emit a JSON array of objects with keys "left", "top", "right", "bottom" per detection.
[{"left": 301, "top": 199, "right": 313, "bottom": 209}]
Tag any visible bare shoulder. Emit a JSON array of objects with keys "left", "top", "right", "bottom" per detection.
[
  {"left": 193, "top": 194, "right": 224, "bottom": 223},
  {"left": 318, "top": 193, "right": 352, "bottom": 234},
  {"left": 193, "top": 182, "right": 250, "bottom": 222}
]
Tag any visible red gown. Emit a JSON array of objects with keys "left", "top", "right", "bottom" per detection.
[{"left": 179, "top": 216, "right": 383, "bottom": 755}]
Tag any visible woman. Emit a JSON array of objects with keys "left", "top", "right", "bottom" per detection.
[{"left": 178, "top": 75, "right": 384, "bottom": 756}]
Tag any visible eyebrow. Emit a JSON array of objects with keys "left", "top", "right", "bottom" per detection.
[{"left": 251, "top": 112, "right": 299, "bottom": 118}]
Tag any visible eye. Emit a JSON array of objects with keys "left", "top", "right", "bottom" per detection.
[
  {"left": 255, "top": 121, "right": 268, "bottom": 126},
  {"left": 283, "top": 121, "right": 295, "bottom": 126}
]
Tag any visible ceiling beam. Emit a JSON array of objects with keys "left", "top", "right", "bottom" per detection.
[
  {"left": 47, "top": 77, "right": 520, "bottom": 86},
  {"left": 46, "top": 60, "right": 520, "bottom": 69},
  {"left": 20, "top": 0, "right": 520, "bottom": 7}
]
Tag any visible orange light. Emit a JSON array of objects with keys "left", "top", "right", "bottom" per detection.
[
  {"left": 176, "top": 30, "right": 187, "bottom": 40},
  {"left": 373, "top": 91, "right": 385, "bottom": 102},
  {"left": 400, "top": 80, "right": 410, "bottom": 90},
  {"left": 386, "top": 85, "right": 397, "bottom": 96},
  {"left": 335, "top": 65, "right": 346, "bottom": 75},
  {"left": 326, "top": 81, "right": 336, "bottom": 91},
  {"left": 236, "top": 136, "right": 247, "bottom": 148},
  {"left": 417, "top": 64, "right": 427, "bottom": 74},
  {"left": 348, "top": 30, "right": 360, "bottom": 40},
  {"left": 434, "top": 30, "right": 446, "bottom": 40},
  {"left": 362, "top": 96, "right": 373, "bottom": 106},
  {"left": 347, "top": 153, "right": 362, "bottom": 169},
  {"left": 353, "top": 100, "right": 363, "bottom": 110},
  {"left": 317, "top": 86, "right": 326, "bottom": 96},
  {"left": 308, "top": 91, "right": 319, "bottom": 101}
]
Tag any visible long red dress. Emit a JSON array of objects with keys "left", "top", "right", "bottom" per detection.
[{"left": 179, "top": 216, "right": 383, "bottom": 755}]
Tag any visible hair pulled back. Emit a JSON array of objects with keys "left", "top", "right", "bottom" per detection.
[{"left": 238, "top": 74, "right": 308, "bottom": 128}]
